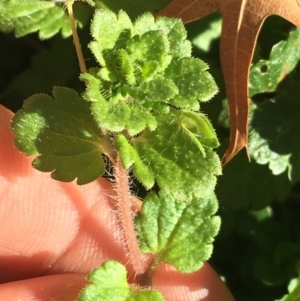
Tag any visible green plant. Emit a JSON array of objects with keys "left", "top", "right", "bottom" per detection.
[
  {"left": 1, "top": 1, "right": 300, "bottom": 300},
  {"left": 2, "top": 2, "right": 221, "bottom": 300}
]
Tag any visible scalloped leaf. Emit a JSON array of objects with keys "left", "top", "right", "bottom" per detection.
[
  {"left": 116, "top": 114, "right": 221, "bottom": 201},
  {"left": 165, "top": 57, "right": 218, "bottom": 110},
  {"left": 77, "top": 261, "right": 165, "bottom": 301},
  {"left": 89, "top": 9, "right": 133, "bottom": 66},
  {"left": 133, "top": 13, "right": 192, "bottom": 58},
  {"left": 82, "top": 72, "right": 158, "bottom": 135},
  {"left": 0, "top": 0, "right": 89, "bottom": 39},
  {"left": 85, "top": 10, "right": 218, "bottom": 135},
  {"left": 11, "top": 86, "right": 108, "bottom": 184},
  {"left": 135, "top": 191, "right": 220, "bottom": 273}
]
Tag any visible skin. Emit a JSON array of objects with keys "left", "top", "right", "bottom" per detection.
[{"left": 0, "top": 104, "right": 235, "bottom": 301}]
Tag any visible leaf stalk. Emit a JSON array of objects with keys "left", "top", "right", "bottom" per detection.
[{"left": 67, "top": 0, "right": 87, "bottom": 73}]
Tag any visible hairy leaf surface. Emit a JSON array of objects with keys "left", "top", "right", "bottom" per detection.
[
  {"left": 0, "top": 0, "right": 90, "bottom": 39},
  {"left": 12, "top": 87, "right": 107, "bottom": 184},
  {"left": 135, "top": 191, "right": 220, "bottom": 273},
  {"left": 85, "top": 10, "right": 218, "bottom": 135},
  {"left": 116, "top": 114, "right": 221, "bottom": 201},
  {"left": 77, "top": 261, "right": 165, "bottom": 301},
  {"left": 157, "top": 0, "right": 300, "bottom": 164}
]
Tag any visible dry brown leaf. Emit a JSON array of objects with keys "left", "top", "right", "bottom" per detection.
[{"left": 157, "top": 0, "right": 300, "bottom": 164}]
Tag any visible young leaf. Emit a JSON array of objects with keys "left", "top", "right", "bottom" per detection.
[
  {"left": 135, "top": 191, "right": 221, "bottom": 273},
  {"left": 77, "top": 261, "right": 165, "bottom": 301},
  {"left": 89, "top": 9, "right": 133, "bottom": 66},
  {"left": 82, "top": 72, "right": 158, "bottom": 136},
  {"left": 11, "top": 87, "right": 108, "bottom": 184},
  {"left": 116, "top": 114, "right": 221, "bottom": 201},
  {"left": 133, "top": 13, "right": 192, "bottom": 59},
  {"left": 164, "top": 57, "right": 218, "bottom": 110},
  {"left": 0, "top": 0, "right": 88, "bottom": 39},
  {"left": 85, "top": 10, "right": 218, "bottom": 135}
]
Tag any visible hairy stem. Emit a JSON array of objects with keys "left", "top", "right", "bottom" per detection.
[
  {"left": 114, "top": 158, "right": 145, "bottom": 275},
  {"left": 137, "top": 255, "right": 161, "bottom": 287},
  {"left": 66, "top": 0, "right": 87, "bottom": 73}
]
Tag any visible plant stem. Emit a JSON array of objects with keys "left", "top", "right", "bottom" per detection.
[
  {"left": 66, "top": 0, "right": 87, "bottom": 73},
  {"left": 137, "top": 255, "right": 161, "bottom": 287},
  {"left": 114, "top": 158, "right": 145, "bottom": 275}
]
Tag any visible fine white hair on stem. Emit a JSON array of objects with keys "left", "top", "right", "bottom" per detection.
[{"left": 113, "top": 157, "right": 146, "bottom": 275}]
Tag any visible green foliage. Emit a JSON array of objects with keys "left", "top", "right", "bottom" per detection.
[
  {"left": 279, "top": 277, "right": 300, "bottom": 301},
  {"left": 2, "top": 2, "right": 300, "bottom": 301},
  {"left": 11, "top": 87, "right": 108, "bottom": 184},
  {"left": 0, "top": 0, "right": 90, "bottom": 39},
  {"left": 83, "top": 9, "right": 218, "bottom": 135},
  {"left": 135, "top": 191, "right": 220, "bottom": 273},
  {"left": 9, "top": 10, "right": 221, "bottom": 300},
  {"left": 248, "top": 28, "right": 300, "bottom": 182},
  {"left": 77, "top": 261, "right": 165, "bottom": 301},
  {"left": 116, "top": 113, "right": 221, "bottom": 201}
]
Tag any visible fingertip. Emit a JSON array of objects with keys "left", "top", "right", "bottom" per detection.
[
  {"left": 0, "top": 274, "right": 88, "bottom": 301},
  {"left": 153, "top": 263, "right": 235, "bottom": 301},
  {"left": 0, "top": 104, "right": 33, "bottom": 181}
]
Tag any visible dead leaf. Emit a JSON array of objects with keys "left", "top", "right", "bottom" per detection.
[{"left": 156, "top": 0, "right": 300, "bottom": 164}]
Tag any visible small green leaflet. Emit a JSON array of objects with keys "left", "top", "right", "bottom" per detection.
[
  {"left": 0, "top": 0, "right": 90, "bottom": 39},
  {"left": 82, "top": 72, "right": 158, "bottom": 136},
  {"left": 11, "top": 87, "right": 108, "bottom": 185},
  {"left": 135, "top": 191, "right": 220, "bottom": 273},
  {"left": 116, "top": 113, "right": 221, "bottom": 201},
  {"left": 77, "top": 261, "right": 165, "bottom": 301}
]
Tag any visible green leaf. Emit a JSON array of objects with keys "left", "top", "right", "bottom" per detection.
[
  {"left": 249, "top": 29, "right": 300, "bottom": 96},
  {"left": 249, "top": 67, "right": 300, "bottom": 182},
  {"left": 172, "top": 110, "right": 219, "bottom": 151},
  {"left": 11, "top": 87, "right": 107, "bottom": 185},
  {"left": 82, "top": 72, "right": 158, "bottom": 135},
  {"left": 278, "top": 278, "right": 300, "bottom": 301},
  {"left": 135, "top": 191, "right": 220, "bottom": 273},
  {"left": 89, "top": 9, "right": 133, "bottom": 66},
  {"left": 116, "top": 114, "right": 221, "bottom": 201},
  {"left": 77, "top": 261, "right": 165, "bottom": 301},
  {"left": 0, "top": 0, "right": 89, "bottom": 39},
  {"left": 219, "top": 28, "right": 300, "bottom": 182},
  {"left": 247, "top": 28, "right": 300, "bottom": 181},
  {"left": 165, "top": 57, "right": 218, "bottom": 110},
  {"left": 115, "top": 134, "right": 155, "bottom": 190},
  {"left": 86, "top": 10, "right": 218, "bottom": 132},
  {"left": 133, "top": 13, "right": 192, "bottom": 59}
]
